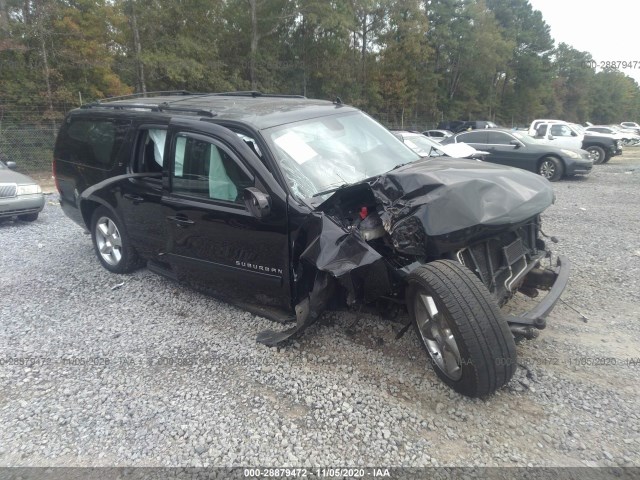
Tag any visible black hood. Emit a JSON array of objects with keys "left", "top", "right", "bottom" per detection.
[
  {"left": 370, "top": 157, "right": 554, "bottom": 237},
  {"left": 315, "top": 157, "right": 554, "bottom": 258}
]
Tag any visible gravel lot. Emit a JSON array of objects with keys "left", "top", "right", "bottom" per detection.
[{"left": 1, "top": 152, "right": 639, "bottom": 469}]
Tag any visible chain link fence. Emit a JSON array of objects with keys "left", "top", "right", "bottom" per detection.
[
  {"left": 0, "top": 105, "right": 70, "bottom": 180},
  {"left": 0, "top": 125, "right": 59, "bottom": 176}
]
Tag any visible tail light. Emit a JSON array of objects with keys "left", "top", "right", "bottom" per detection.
[{"left": 52, "top": 157, "right": 60, "bottom": 193}]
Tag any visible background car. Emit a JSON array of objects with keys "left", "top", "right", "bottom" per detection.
[
  {"left": 620, "top": 121, "right": 640, "bottom": 132},
  {"left": 441, "top": 128, "right": 593, "bottom": 181},
  {"left": 421, "top": 129, "right": 453, "bottom": 142},
  {"left": 0, "top": 159, "right": 45, "bottom": 222},
  {"left": 528, "top": 119, "right": 621, "bottom": 164},
  {"left": 392, "top": 130, "right": 487, "bottom": 159},
  {"left": 453, "top": 120, "right": 498, "bottom": 133},
  {"left": 585, "top": 125, "right": 640, "bottom": 146}
]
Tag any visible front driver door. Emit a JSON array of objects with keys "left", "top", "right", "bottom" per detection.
[
  {"left": 161, "top": 119, "right": 291, "bottom": 310},
  {"left": 485, "top": 131, "right": 535, "bottom": 172}
]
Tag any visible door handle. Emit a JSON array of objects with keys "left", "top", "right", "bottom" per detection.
[
  {"left": 166, "top": 215, "right": 195, "bottom": 227},
  {"left": 124, "top": 193, "right": 144, "bottom": 203}
]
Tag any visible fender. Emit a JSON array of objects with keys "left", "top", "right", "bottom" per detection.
[{"left": 78, "top": 172, "right": 162, "bottom": 225}]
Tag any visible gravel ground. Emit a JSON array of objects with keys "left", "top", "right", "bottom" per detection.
[{"left": 1, "top": 152, "right": 639, "bottom": 469}]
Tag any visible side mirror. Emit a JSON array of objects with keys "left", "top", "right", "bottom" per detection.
[
  {"left": 509, "top": 140, "right": 521, "bottom": 148},
  {"left": 571, "top": 131, "right": 577, "bottom": 137},
  {"left": 6, "top": 161, "right": 17, "bottom": 170},
  {"left": 244, "top": 187, "right": 271, "bottom": 219}
]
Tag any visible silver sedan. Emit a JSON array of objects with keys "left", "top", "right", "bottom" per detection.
[{"left": 0, "top": 160, "right": 45, "bottom": 222}]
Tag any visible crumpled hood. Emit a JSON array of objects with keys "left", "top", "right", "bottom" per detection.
[
  {"left": 370, "top": 157, "right": 554, "bottom": 239},
  {"left": 259, "top": 157, "right": 554, "bottom": 345}
]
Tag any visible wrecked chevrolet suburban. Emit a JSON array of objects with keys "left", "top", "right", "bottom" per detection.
[{"left": 53, "top": 92, "right": 569, "bottom": 397}]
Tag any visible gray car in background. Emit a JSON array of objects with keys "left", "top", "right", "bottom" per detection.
[
  {"left": 0, "top": 159, "right": 45, "bottom": 222},
  {"left": 442, "top": 129, "right": 593, "bottom": 181}
]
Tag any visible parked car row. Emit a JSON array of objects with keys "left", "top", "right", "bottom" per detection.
[
  {"left": 440, "top": 129, "right": 593, "bottom": 181},
  {"left": 404, "top": 114, "right": 640, "bottom": 182},
  {"left": 585, "top": 124, "right": 640, "bottom": 146}
]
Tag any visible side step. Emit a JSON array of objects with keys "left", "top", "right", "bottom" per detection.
[{"left": 147, "top": 259, "right": 179, "bottom": 281}]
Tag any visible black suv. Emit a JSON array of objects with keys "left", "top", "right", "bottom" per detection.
[{"left": 53, "top": 92, "right": 569, "bottom": 397}]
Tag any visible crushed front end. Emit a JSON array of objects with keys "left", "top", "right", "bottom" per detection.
[
  {"left": 259, "top": 157, "right": 569, "bottom": 347},
  {"left": 449, "top": 216, "right": 569, "bottom": 338}
]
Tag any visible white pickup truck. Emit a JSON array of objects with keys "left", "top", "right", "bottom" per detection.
[{"left": 527, "top": 120, "right": 622, "bottom": 164}]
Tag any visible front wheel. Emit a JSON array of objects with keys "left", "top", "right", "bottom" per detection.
[
  {"left": 90, "top": 207, "right": 142, "bottom": 274},
  {"left": 538, "top": 157, "right": 564, "bottom": 181},
  {"left": 586, "top": 145, "right": 606, "bottom": 164},
  {"left": 406, "top": 260, "right": 517, "bottom": 397}
]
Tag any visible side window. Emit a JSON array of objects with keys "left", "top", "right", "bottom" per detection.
[
  {"left": 171, "top": 134, "right": 252, "bottom": 204},
  {"left": 132, "top": 128, "right": 166, "bottom": 174},
  {"left": 457, "top": 131, "right": 487, "bottom": 144},
  {"left": 57, "top": 118, "right": 130, "bottom": 168},
  {"left": 488, "top": 132, "right": 513, "bottom": 145},
  {"left": 550, "top": 125, "right": 572, "bottom": 137}
]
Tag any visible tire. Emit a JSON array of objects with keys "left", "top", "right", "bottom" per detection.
[
  {"left": 18, "top": 213, "right": 39, "bottom": 222},
  {"left": 406, "top": 260, "right": 517, "bottom": 397},
  {"left": 586, "top": 145, "right": 606, "bottom": 164},
  {"left": 538, "top": 156, "right": 564, "bottom": 182},
  {"left": 90, "top": 206, "right": 141, "bottom": 274},
  {"left": 602, "top": 154, "right": 612, "bottom": 164}
]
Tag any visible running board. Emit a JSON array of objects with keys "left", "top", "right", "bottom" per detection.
[{"left": 147, "top": 259, "right": 179, "bottom": 281}]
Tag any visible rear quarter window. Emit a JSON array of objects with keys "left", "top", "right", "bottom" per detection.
[{"left": 55, "top": 117, "right": 131, "bottom": 169}]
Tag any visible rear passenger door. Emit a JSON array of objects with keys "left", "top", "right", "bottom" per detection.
[
  {"left": 161, "top": 119, "right": 291, "bottom": 309},
  {"left": 119, "top": 124, "right": 168, "bottom": 258},
  {"left": 455, "top": 130, "right": 488, "bottom": 150}
]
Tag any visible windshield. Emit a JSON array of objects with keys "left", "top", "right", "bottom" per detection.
[
  {"left": 511, "top": 131, "right": 538, "bottom": 145},
  {"left": 569, "top": 123, "right": 585, "bottom": 134},
  {"left": 265, "top": 112, "right": 419, "bottom": 199}
]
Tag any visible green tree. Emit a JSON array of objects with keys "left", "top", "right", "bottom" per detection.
[{"left": 486, "top": 0, "right": 554, "bottom": 124}]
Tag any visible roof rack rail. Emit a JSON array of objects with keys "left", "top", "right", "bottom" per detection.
[
  {"left": 209, "top": 91, "right": 306, "bottom": 99},
  {"left": 92, "top": 91, "right": 196, "bottom": 103},
  {"left": 80, "top": 101, "right": 216, "bottom": 118}
]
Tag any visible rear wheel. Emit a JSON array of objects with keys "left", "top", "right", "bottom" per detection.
[
  {"left": 91, "top": 207, "right": 142, "bottom": 273},
  {"left": 538, "top": 156, "right": 564, "bottom": 181},
  {"left": 406, "top": 260, "right": 517, "bottom": 397},
  {"left": 586, "top": 145, "right": 606, "bottom": 164}
]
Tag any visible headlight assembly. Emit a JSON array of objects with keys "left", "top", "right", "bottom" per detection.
[{"left": 16, "top": 184, "right": 42, "bottom": 195}]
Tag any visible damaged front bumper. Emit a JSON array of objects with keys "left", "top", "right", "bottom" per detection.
[{"left": 505, "top": 255, "right": 569, "bottom": 338}]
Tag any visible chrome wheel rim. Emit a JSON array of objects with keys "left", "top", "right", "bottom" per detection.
[
  {"left": 414, "top": 291, "right": 462, "bottom": 381},
  {"left": 588, "top": 148, "right": 602, "bottom": 163},
  {"left": 95, "top": 216, "right": 122, "bottom": 266},
  {"left": 540, "top": 160, "right": 555, "bottom": 179}
]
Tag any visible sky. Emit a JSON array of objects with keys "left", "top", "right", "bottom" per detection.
[{"left": 527, "top": 0, "right": 640, "bottom": 85}]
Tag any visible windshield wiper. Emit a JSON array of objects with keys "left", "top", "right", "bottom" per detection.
[{"left": 312, "top": 182, "right": 349, "bottom": 197}]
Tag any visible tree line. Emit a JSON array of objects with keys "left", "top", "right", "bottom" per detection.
[{"left": 1, "top": 0, "right": 639, "bottom": 128}]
